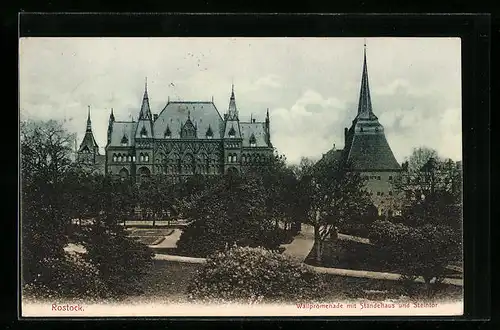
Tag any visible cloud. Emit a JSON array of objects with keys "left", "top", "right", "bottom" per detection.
[
  {"left": 19, "top": 37, "right": 462, "bottom": 163},
  {"left": 254, "top": 74, "right": 282, "bottom": 88},
  {"left": 271, "top": 90, "right": 348, "bottom": 164}
]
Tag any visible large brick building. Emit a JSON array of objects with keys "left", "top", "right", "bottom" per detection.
[{"left": 95, "top": 83, "right": 275, "bottom": 182}]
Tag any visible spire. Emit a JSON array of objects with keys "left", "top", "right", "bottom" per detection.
[
  {"left": 86, "top": 106, "right": 92, "bottom": 132},
  {"left": 109, "top": 108, "right": 115, "bottom": 122},
  {"left": 78, "top": 105, "right": 99, "bottom": 154},
  {"left": 227, "top": 84, "right": 238, "bottom": 120},
  {"left": 139, "top": 77, "right": 152, "bottom": 120},
  {"left": 357, "top": 42, "right": 376, "bottom": 120},
  {"left": 266, "top": 108, "right": 270, "bottom": 122}
]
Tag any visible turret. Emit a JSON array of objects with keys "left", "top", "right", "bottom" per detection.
[{"left": 107, "top": 108, "right": 115, "bottom": 144}]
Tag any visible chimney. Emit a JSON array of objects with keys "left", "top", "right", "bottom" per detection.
[
  {"left": 252, "top": 118, "right": 256, "bottom": 123},
  {"left": 153, "top": 114, "right": 159, "bottom": 121}
]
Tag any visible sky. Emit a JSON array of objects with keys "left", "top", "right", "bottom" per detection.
[{"left": 19, "top": 37, "right": 462, "bottom": 165}]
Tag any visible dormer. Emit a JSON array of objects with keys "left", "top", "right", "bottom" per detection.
[
  {"left": 121, "top": 134, "right": 129, "bottom": 146},
  {"left": 249, "top": 133, "right": 257, "bottom": 147},
  {"left": 140, "top": 126, "right": 148, "bottom": 138},
  {"left": 228, "top": 126, "right": 236, "bottom": 138},
  {"left": 164, "top": 125, "right": 172, "bottom": 138},
  {"left": 180, "top": 112, "right": 197, "bottom": 139},
  {"left": 206, "top": 125, "right": 214, "bottom": 139}
]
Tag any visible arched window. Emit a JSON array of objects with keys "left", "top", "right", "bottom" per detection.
[
  {"left": 118, "top": 154, "right": 122, "bottom": 162},
  {"left": 232, "top": 154, "right": 237, "bottom": 163},
  {"left": 113, "top": 154, "right": 117, "bottom": 162},
  {"left": 227, "top": 154, "right": 232, "bottom": 163},
  {"left": 132, "top": 155, "right": 136, "bottom": 162},
  {"left": 145, "top": 154, "right": 149, "bottom": 162},
  {"left": 128, "top": 155, "right": 132, "bottom": 162},
  {"left": 119, "top": 168, "right": 129, "bottom": 181}
]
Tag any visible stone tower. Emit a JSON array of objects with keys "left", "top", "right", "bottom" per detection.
[{"left": 342, "top": 43, "right": 402, "bottom": 216}]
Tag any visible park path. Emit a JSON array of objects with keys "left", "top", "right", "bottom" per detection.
[
  {"left": 143, "top": 224, "right": 463, "bottom": 287},
  {"left": 281, "top": 223, "right": 315, "bottom": 262},
  {"left": 149, "top": 229, "right": 182, "bottom": 248},
  {"left": 280, "top": 224, "right": 371, "bottom": 262}
]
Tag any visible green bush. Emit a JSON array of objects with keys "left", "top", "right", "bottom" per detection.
[
  {"left": 187, "top": 246, "right": 327, "bottom": 304},
  {"left": 368, "top": 220, "right": 461, "bottom": 285}
]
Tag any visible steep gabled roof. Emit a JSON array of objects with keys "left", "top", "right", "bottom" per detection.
[
  {"left": 108, "top": 121, "right": 136, "bottom": 147},
  {"left": 154, "top": 101, "right": 224, "bottom": 139},
  {"left": 240, "top": 121, "right": 269, "bottom": 147}
]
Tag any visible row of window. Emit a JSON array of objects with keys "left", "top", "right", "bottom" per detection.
[
  {"left": 112, "top": 153, "right": 150, "bottom": 163},
  {"left": 364, "top": 190, "right": 394, "bottom": 196},
  {"left": 364, "top": 175, "right": 393, "bottom": 181},
  {"left": 375, "top": 191, "right": 393, "bottom": 196},
  {"left": 227, "top": 154, "right": 269, "bottom": 163},
  {"left": 113, "top": 153, "right": 268, "bottom": 164}
]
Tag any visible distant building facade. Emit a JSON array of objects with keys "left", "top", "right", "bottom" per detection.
[{"left": 102, "top": 83, "right": 274, "bottom": 182}]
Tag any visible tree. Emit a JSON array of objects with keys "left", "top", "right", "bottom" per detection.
[
  {"left": 176, "top": 172, "right": 276, "bottom": 257},
  {"left": 81, "top": 175, "right": 154, "bottom": 298},
  {"left": 368, "top": 220, "right": 461, "bottom": 295},
  {"left": 302, "top": 155, "right": 372, "bottom": 263},
  {"left": 21, "top": 119, "right": 154, "bottom": 300},
  {"left": 394, "top": 147, "right": 462, "bottom": 230},
  {"left": 137, "top": 174, "right": 179, "bottom": 226},
  {"left": 20, "top": 120, "right": 78, "bottom": 292},
  {"left": 248, "top": 153, "right": 299, "bottom": 232}
]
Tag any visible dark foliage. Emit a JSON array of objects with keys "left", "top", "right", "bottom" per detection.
[
  {"left": 368, "top": 220, "right": 461, "bottom": 284},
  {"left": 21, "top": 120, "right": 154, "bottom": 300},
  {"left": 176, "top": 173, "right": 278, "bottom": 257}
]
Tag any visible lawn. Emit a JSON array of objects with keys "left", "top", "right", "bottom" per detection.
[
  {"left": 126, "top": 258, "right": 462, "bottom": 304},
  {"left": 131, "top": 259, "right": 203, "bottom": 303},
  {"left": 128, "top": 228, "right": 175, "bottom": 245},
  {"left": 305, "top": 239, "right": 462, "bottom": 279}
]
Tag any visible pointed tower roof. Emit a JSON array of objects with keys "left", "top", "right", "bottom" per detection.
[
  {"left": 78, "top": 106, "right": 100, "bottom": 153},
  {"left": 109, "top": 108, "right": 115, "bottom": 122},
  {"left": 227, "top": 84, "right": 239, "bottom": 121},
  {"left": 357, "top": 42, "right": 377, "bottom": 120},
  {"left": 135, "top": 78, "right": 154, "bottom": 138},
  {"left": 342, "top": 43, "right": 400, "bottom": 171},
  {"left": 139, "top": 77, "right": 152, "bottom": 120},
  {"left": 86, "top": 105, "right": 92, "bottom": 132}
]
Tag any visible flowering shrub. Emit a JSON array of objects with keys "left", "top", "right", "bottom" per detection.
[
  {"left": 187, "top": 246, "right": 327, "bottom": 304},
  {"left": 22, "top": 253, "right": 110, "bottom": 302}
]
